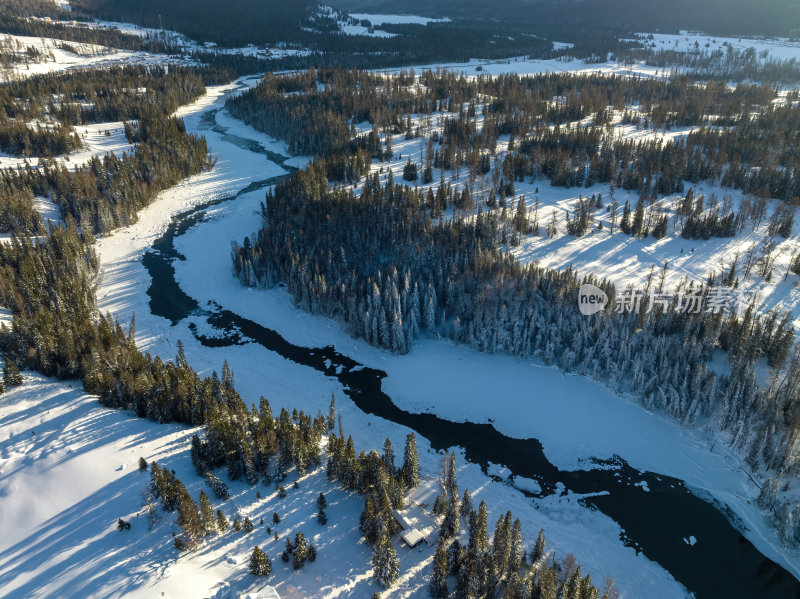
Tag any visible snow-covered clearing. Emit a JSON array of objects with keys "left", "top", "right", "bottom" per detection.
[
  {"left": 347, "top": 14, "right": 451, "bottom": 27},
  {"left": 0, "top": 367, "right": 689, "bottom": 598},
  {"left": 0, "top": 32, "right": 187, "bottom": 79},
  {"left": 0, "top": 371, "right": 419, "bottom": 598},
  {"left": 632, "top": 31, "right": 800, "bottom": 62},
  {"left": 346, "top": 104, "right": 800, "bottom": 330},
  {"left": 375, "top": 55, "right": 668, "bottom": 79},
  {"left": 0, "top": 120, "right": 134, "bottom": 171}
]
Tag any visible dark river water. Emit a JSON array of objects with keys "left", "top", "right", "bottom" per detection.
[{"left": 140, "top": 95, "right": 800, "bottom": 599}]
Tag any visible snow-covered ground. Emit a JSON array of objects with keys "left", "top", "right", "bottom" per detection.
[
  {"left": 0, "top": 32, "right": 190, "bottom": 80},
  {"left": 87, "top": 80, "right": 695, "bottom": 597},
  {"left": 2, "top": 20, "right": 799, "bottom": 596},
  {"left": 347, "top": 14, "right": 451, "bottom": 27},
  {"left": 345, "top": 103, "right": 800, "bottom": 330},
  {"left": 0, "top": 368, "right": 685, "bottom": 598},
  {"left": 0, "top": 120, "right": 134, "bottom": 171},
  {"left": 375, "top": 55, "right": 668, "bottom": 79},
  {"left": 632, "top": 30, "right": 800, "bottom": 62}
]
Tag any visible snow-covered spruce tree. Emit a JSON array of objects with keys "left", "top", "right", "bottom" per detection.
[
  {"left": 429, "top": 537, "right": 449, "bottom": 598},
  {"left": 177, "top": 492, "right": 204, "bottom": 549},
  {"left": 371, "top": 532, "right": 399, "bottom": 589},
  {"left": 508, "top": 518, "right": 524, "bottom": 573},
  {"left": 382, "top": 438, "right": 396, "bottom": 476},
  {"left": 216, "top": 509, "right": 228, "bottom": 531},
  {"left": 199, "top": 490, "right": 216, "bottom": 534},
  {"left": 460, "top": 489, "right": 473, "bottom": 522},
  {"left": 293, "top": 532, "right": 308, "bottom": 569},
  {"left": 440, "top": 452, "right": 460, "bottom": 539},
  {"left": 3, "top": 357, "right": 22, "bottom": 387},
  {"left": 532, "top": 528, "right": 546, "bottom": 564},
  {"left": 205, "top": 472, "right": 230, "bottom": 500},
  {"left": 249, "top": 545, "right": 272, "bottom": 576},
  {"left": 401, "top": 433, "right": 419, "bottom": 490},
  {"left": 491, "top": 511, "right": 512, "bottom": 579},
  {"left": 243, "top": 516, "right": 254, "bottom": 533}
]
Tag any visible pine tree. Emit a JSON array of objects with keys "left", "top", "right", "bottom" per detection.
[
  {"left": 441, "top": 453, "right": 460, "bottom": 539},
  {"left": 317, "top": 492, "right": 327, "bottom": 511},
  {"left": 199, "top": 490, "right": 215, "bottom": 534},
  {"left": 632, "top": 196, "right": 646, "bottom": 236},
  {"left": 318, "top": 508, "right": 328, "bottom": 525},
  {"left": 430, "top": 537, "right": 450, "bottom": 598},
  {"left": 177, "top": 493, "right": 204, "bottom": 548},
  {"left": 382, "top": 438, "right": 396, "bottom": 475},
  {"left": 372, "top": 532, "right": 399, "bottom": 588},
  {"left": 138, "top": 457, "right": 148, "bottom": 471},
  {"left": 401, "top": 433, "right": 419, "bottom": 489},
  {"left": 249, "top": 545, "right": 272, "bottom": 576},
  {"left": 243, "top": 516, "right": 254, "bottom": 533},
  {"left": 205, "top": 472, "right": 229, "bottom": 500},
  {"left": 216, "top": 509, "right": 228, "bottom": 531},
  {"left": 460, "top": 489, "right": 473, "bottom": 521},
  {"left": 620, "top": 201, "right": 632, "bottom": 234},
  {"left": 293, "top": 532, "right": 308, "bottom": 569},
  {"left": 273, "top": 511, "right": 281, "bottom": 524},
  {"left": 472, "top": 500, "right": 488, "bottom": 553},
  {"left": 3, "top": 358, "right": 23, "bottom": 387},
  {"left": 328, "top": 393, "right": 336, "bottom": 432},
  {"left": 308, "top": 543, "right": 317, "bottom": 562},
  {"left": 532, "top": 528, "right": 546, "bottom": 563},
  {"left": 492, "top": 511, "right": 511, "bottom": 578},
  {"left": 509, "top": 518, "right": 523, "bottom": 573}
]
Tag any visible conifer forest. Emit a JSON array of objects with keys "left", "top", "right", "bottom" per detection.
[{"left": 0, "top": 1, "right": 800, "bottom": 599}]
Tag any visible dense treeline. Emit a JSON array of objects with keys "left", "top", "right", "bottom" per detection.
[
  {"left": 0, "top": 181, "right": 43, "bottom": 234},
  {"left": 0, "top": 65, "right": 207, "bottom": 124},
  {"left": 626, "top": 44, "right": 800, "bottom": 85},
  {"left": 0, "top": 11, "right": 167, "bottom": 54},
  {"left": 0, "top": 118, "right": 81, "bottom": 156},
  {"left": 0, "top": 111, "right": 209, "bottom": 234},
  {"left": 228, "top": 68, "right": 800, "bottom": 201},
  {"left": 0, "top": 65, "right": 212, "bottom": 236},
  {"left": 71, "top": 0, "right": 553, "bottom": 62}
]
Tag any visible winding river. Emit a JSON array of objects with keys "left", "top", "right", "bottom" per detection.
[{"left": 141, "top": 96, "right": 800, "bottom": 599}]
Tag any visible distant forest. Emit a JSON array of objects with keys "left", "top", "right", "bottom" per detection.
[
  {"left": 67, "top": 0, "right": 567, "bottom": 61},
  {"left": 327, "top": 0, "right": 800, "bottom": 37}
]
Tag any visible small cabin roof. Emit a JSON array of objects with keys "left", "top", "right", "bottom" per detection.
[{"left": 400, "top": 528, "right": 425, "bottom": 547}]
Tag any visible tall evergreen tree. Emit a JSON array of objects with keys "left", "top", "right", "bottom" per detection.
[
  {"left": 249, "top": 545, "right": 272, "bottom": 576},
  {"left": 401, "top": 433, "right": 419, "bottom": 489},
  {"left": 198, "top": 490, "right": 215, "bottom": 534},
  {"left": 430, "top": 537, "right": 450, "bottom": 598},
  {"left": 372, "top": 532, "right": 400, "bottom": 589}
]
